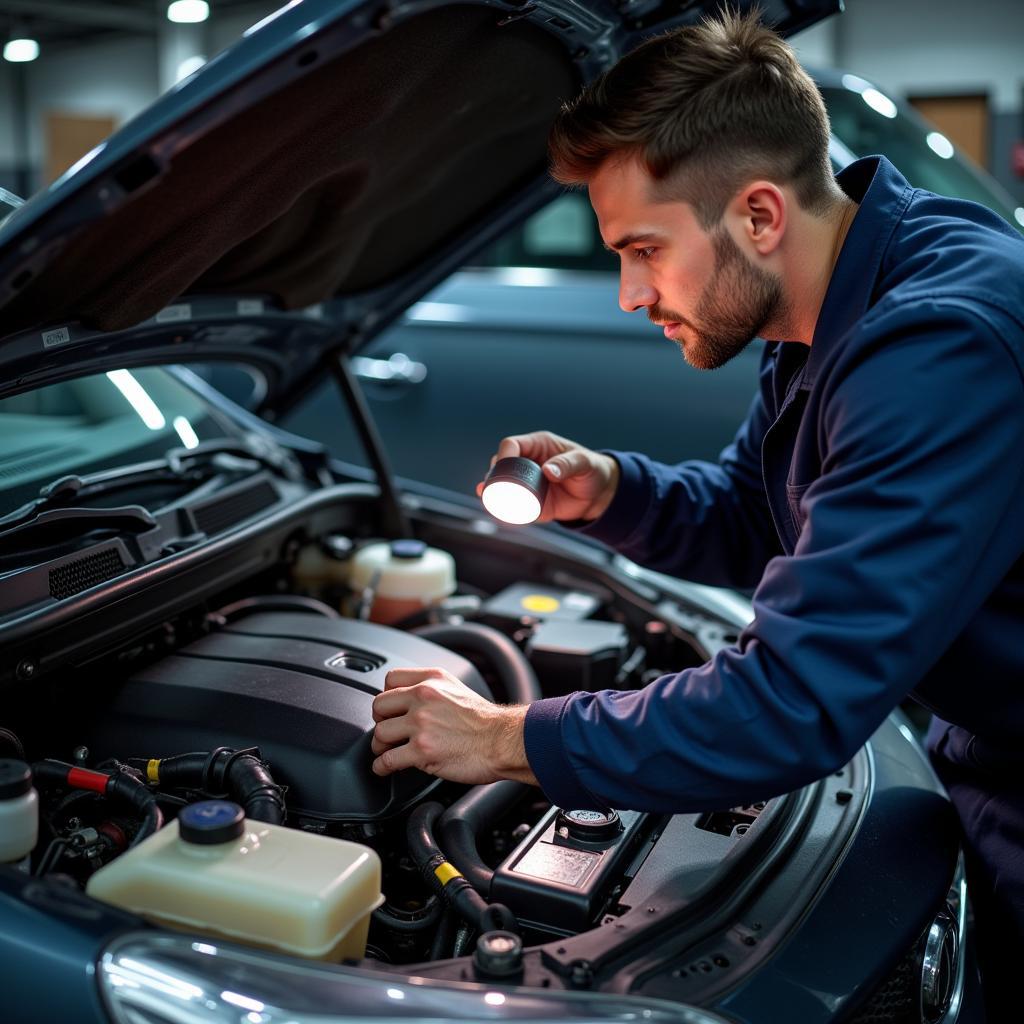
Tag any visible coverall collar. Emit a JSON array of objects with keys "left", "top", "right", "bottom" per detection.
[{"left": 805, "top": 156, "right": 913, "bottom": 387}]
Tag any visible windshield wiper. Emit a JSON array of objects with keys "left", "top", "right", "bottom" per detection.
[
  {"left": 0, "top": 505, "right": 157, "bottom": 557},
  {"left": 0, "top": 434, "right": 299, "bottom": 535}
]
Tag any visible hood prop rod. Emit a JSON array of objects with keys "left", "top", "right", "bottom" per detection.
[{"left": 330, "top": 351, "right": 412, "bottom": 539}]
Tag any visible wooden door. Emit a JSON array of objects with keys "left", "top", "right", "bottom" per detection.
[
  {"left": 908, "top": 94, "right": 989, "bottom": 169},
  {"left": 45, "top": 112, "right": 117, "bottom": 184}
]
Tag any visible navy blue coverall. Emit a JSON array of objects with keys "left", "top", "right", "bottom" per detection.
[{"left": 522, "top": 156, "right": 1024, "bottom": 999}]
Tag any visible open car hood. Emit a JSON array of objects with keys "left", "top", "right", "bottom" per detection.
[{"left": 0, "top": 0, "right": 838, "bottom": 411}]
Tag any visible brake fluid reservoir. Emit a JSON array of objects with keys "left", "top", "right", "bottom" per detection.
[
  {"left": 348, "top": 539, "right": 456, "bottom": 624},
  {"left": 0, "top": 760, "right": 38, "bottom": 867},
  {"left": 86, "top": 801, "right": 383, "bottom": 962},
  {"left": 293, "top": 535, "right": 355, "bottom": 595}
]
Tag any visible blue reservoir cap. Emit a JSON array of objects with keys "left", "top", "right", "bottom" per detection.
[
  {"left": 179, "top": 800, "right": 245, "bottom": 845},
  {"left": 390, "top": 539, "right": 427, "bottom": 560}
]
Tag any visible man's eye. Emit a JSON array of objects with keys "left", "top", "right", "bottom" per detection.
[{"left": 631, "top": 247, "right": 656, "bottom": 262}]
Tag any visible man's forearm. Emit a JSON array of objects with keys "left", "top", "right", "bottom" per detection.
[{"left": 493, "top": 704, "right": 539, "bottom": 785}]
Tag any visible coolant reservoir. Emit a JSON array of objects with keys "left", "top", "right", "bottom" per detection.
[
  {"left": 348, "top": 539, "right": 456, "bottom": 624},
  {"left": 86, "top": 801, "right": 383, "bottom": 962}
]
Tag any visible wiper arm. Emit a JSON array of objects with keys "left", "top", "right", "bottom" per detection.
[
  {"left": 163, "top": 435, "right": 300, "bottom": 479},
  {"left": 0, "top": 504, "right": 157, "bottom": 554},
  {"left": 1, "top": 434, "right": 298, "bottom": 534}
]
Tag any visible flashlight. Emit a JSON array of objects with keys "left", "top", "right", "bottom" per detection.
[{"left": 481, "top": 456, "right": 549, "bottom": 525}]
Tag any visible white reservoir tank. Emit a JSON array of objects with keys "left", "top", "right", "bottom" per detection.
[
  {"left": 86, "top": 800, "right": 383, "bottom": 962},
  {"left": 348, "top": 539, "right": 456, "bottom": 624}
]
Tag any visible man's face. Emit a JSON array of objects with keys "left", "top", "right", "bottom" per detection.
[{"left": 588, "top": 156, "right": 784, "bottom": 370}]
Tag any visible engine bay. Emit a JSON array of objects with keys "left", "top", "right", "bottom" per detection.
[{"left": 0, "top": 484, "right": 861, "bottom": 1001}]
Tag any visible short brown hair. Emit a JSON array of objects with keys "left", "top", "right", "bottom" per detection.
[{"left": 548, "top": 9, "right": 839, "bottom": 227}]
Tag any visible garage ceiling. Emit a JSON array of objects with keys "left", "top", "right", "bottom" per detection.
[{"left": 0, "top": 1, "right": 265, "bottom": 50}]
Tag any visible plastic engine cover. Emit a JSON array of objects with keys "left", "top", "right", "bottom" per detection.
[{"left": 83, "top": 612, "right": 491, "bottom": 825}]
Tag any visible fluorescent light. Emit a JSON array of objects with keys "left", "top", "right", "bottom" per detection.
[
  {"left": 107, "top": 370, "right": 166, "bottom": 430},
  {"left": 167, "top": 1, "right": 210, "bottom": 24},
  {"left": 861, "top": 88, "right": 897, "bottom": 119},
  {"left": 176, "top": 55, "right": 207, "bottom": 81},
  {"left": 926, "top": 131, "right": 954, "bottom": 160},
  {"left": 1015, "top": 208, "right": 1024, "bottom": 228},
  {"left": 172, "top": 415, "right": 199, "bottom": 449},
  {"left": 840, "top": 73, "right": 872, "bottom": 95},
  {"left": 4, "top": 38, "right": 39, "bottom": 63}
]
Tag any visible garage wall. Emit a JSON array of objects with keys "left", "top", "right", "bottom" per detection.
[
  {"left": 3, "top": 2, "right": 1022, "bottom": 204},
  {"left": 0, "top": 61, "right": 21, "bottom": 193},
  {"left": 1, "top": 2, "right": 276, "bottom": 197},
  {"left": 792, "top": 0, "right": 1024, "bottom": 202},
  {"left": 22, "top": 35, "right": 159, "bottom": 187}
]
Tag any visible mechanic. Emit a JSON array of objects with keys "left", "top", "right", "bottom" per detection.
[{"left": 370, "top": 11, "right": 1024, "bottom": 1007}]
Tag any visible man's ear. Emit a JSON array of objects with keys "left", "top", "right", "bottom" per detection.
[{"left": 729, "top": 181, "right": 786, "bottom": 256}]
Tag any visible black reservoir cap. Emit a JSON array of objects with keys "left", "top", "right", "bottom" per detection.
[
  {"left": 179, "top": 800, "right": 245, "bottom": 845},
  {"left": 390, "top": 539, "right": 427, "bottom": 560},
  {"left": 0, "top": 759, "right": 31, "bottom": 800}
]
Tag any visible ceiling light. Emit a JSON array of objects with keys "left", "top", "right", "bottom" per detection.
[
  {"left": 176, "top": 55, "right": 207, "bottom": 81},
  {"left": 861, "top": 88, "right": 898, "bottom": 119},
  {"left": 4, "top": 37, "right": 39, "bottom": 63},
  {"left": 926, "top": 131, "right": 955, "bottom": 160},
  {"left": 167, "top": 1, "right": 210, "bottom": 24}
]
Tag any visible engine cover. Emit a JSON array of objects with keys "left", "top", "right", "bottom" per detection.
[{"left": 83, "top": 612, "right": 491, "bottom": 825}]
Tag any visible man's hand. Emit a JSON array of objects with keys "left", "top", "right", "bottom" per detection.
[
  {"left": 371, "top": 667, "right": 538, "bottom": 786},
  {"left": 476, "top": 431, "right": 620, "bottom": 523}
]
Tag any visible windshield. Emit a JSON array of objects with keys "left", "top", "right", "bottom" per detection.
[
  {"left": 820, "top": 80, "right": 1023, "bottom": 232},
  {"left": 0, "top": 367, "right": 236, "bottom": 518}
]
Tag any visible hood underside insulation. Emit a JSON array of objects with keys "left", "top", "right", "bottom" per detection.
[{"left": 4, "top": 7, "right": 577, "bottom": 334}]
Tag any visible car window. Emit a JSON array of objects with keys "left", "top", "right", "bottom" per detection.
[
  {"left": 0, "top": 368, "right": 235, "bottom": 516},
  {"left": 820, "top": 82, "right": 1023, "bottom": 230},
  {"left": 472, "top": 193, "right": 617, "bottom": 273}
]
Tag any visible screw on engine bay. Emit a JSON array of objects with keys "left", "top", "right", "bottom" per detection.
[
  {"left": 474, "top": 930, "right": 523, "bottom": 978},
  {"left": 569, "top": 959, "right": 594, "bottom": 988},
  {"left": 15, "top": 659, "right": 35, "bottom": 680}
]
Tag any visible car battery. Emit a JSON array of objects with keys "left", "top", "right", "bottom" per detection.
[
  {"left": 525, "top": 618, "right": 630, "bottom": 695},
  {"left": 481, "top": 582, "right": 600, "bottom": 625},
  {"left": 490, "top": 805, "right": 646, "bottom": 935}
]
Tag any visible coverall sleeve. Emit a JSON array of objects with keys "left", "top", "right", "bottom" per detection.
[
  {"left": 575, "top": 352, "right": 782, "bottom": 590},
  {"left": 524, "top": 304, "right": 1024, "bottom": 812}
]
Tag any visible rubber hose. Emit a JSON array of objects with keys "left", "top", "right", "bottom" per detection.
[
  {"left": 438, "top": 780, "right": 531, "bottom": 895},
  {"left": 127, "top": 749, "right": 286, "bottom": 825},
  {"left": 214, "top": 594, "right": 340, "bottom": 622},
  {"left": 32, "top": 760, "right": 163, "bottom": 847},
  {"left": 407, "top": 802, "right": 517, "bottom": 934},
  {"left": 412, "top": 622, "right": 542, "bottom": 704},
  {"left": 371, "top": 894, "right": 442, "bottom": 933},
  {"left": 0, "top": 727, "right": 25, "bottom": 760},
  {"left": 429, "top": 907, "right": 459, "bottom": 960}
]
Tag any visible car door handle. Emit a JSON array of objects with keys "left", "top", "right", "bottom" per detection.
[{"left": 351, "top": 353, "right": 427, "bottom": 386}]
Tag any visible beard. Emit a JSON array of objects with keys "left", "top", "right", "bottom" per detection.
[{"left": 650, "top": 227, "right": 785, "bottom": 371}]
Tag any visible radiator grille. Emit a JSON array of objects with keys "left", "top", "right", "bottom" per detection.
[{"left": 49, "top": 547, "right": 125, "bottom": 600}]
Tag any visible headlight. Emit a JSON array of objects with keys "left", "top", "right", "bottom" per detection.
[
  {"left": 919, "top": 854, "right": 967, "bottom": 1024},
  {"left": 99, "top": 932, "right": 731, "bottom": 1024}
]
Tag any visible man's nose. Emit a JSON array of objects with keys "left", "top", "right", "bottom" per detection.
[{"left": 619, "top": 275, "right": 658, "bottom": 313}]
